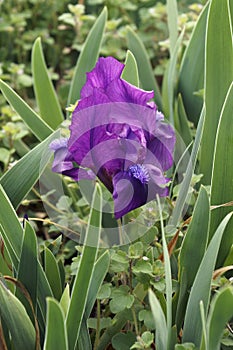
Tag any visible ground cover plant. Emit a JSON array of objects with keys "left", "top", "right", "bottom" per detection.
[{"left": 0, "top": 0, "right": 233, "bottom": 349}]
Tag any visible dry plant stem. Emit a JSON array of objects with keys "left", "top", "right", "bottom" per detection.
[
  {"left": 158, "top": 216, "right": 192, "bottom": 261},
  {"left": 32, "top": 188, "right": 65, "bottom": 215},
  {"left": 0, "top": 320, "right": 7, "bottom": 350},
  {"left": 19, "top": 217, "right": 81, "bottom": 238}
]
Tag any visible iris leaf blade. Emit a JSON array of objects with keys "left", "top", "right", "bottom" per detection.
[
  {"left": 170, "top": 106, "right": 205, "bottom": 227},
  {"left": 0, "top": 79, "right": 53, "bottom": 141},
  {"left": 0, "top": 279, "right": 36, "bottom": 350},
  {"left": 210, "top": 81, "right": 233, "bottom": 266},
  {"left": 176, "top": 186, "right": 210, "bottom": 331},
  {"left": 43, "top": 298, "right": 68, "bottom": 350},
  {"left": 32, "top": 37, "right": 64, "bottom": 129},
  {"left": 67, "top": 7, "right": 107, "bottom": 107},
  {"left": 149, "top": 289, "right": 167, "bottom": 350},
  {"left": 66, "top": 183, "right": 102, "bottom": 349},
  {"left": 16, "top": 222, "right": 38, "bottom": 314},
  {"left": 199, "top": 0, "right": 233, "bottom": 184},
  {"left": 126, "top": 26, "right": 162, "bottom": 110},
  {"left": 166, "top": 0, "right": 178, "bottom": 54},
  {"left": 121, "top": 50, "right": 139, "bottom": 87},
  {"left": 0, "top": 185, "right": 52, "bottom": 327},
  {"left": 0, "top": 130, "right": 59, "bottom": 209},
  {"left": 182, "top": 212, "right": 233, "bottom": 347},
  {"left": 207, "top": 287, "right": 233, "bottom": 350},
  {"left": 44, "top": 247, "right": 62, "bottom": 300},
  {"left": 178, "top": 3, "right": 208, "bottom": 125}
]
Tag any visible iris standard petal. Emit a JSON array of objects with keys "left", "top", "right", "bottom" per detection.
[
  {"left": 80, "top": 57, "right": 124, "bottom": 98},
  {"left": 106, "top": 79, "right": 154, "bottom": 105}
]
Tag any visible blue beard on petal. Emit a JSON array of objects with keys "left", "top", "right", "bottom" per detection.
[{"left": 128, "top": 164, "right": 150, "bottom": 184}]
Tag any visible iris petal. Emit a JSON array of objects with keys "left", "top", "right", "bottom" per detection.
[
  {"left": 112, "top": 171, "right": 148, "bottom": 219},
  {"left": 106, "top": 79, "right": 154, "bottom": 105},
  {"left": 50, "top": 57, "right": 176, "bottom": 219},
  {"left": 49, "top": 138, "right": 80, "bottom": 180},
  {"left": 81, "top": 57, "right": 124, "bottom": 98},
  {"left": 146, "top": 122, "right": 176, "bottom": 171}
]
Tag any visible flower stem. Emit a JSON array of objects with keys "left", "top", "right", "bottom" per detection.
[
  {"left": 117, "top": 218, "right": 124, "bottom": 246},
  {"left": 94, "top": 299, "right": 101, "bottom": 350},
  {"left": 131, "top": 305, "right": 139, "bottom": 336}
]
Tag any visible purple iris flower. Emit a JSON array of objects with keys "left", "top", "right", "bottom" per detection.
[{"left": 50, "top": 57, "right": 175, "bottom": 219}]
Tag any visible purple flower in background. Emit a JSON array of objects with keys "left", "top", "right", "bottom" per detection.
[{"left": 51, "top": 57, "right": 175, "bottom": 219}]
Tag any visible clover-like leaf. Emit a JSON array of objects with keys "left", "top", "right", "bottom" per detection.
[
  {"left": 128, "top": 242, "right": 144, "bottom": 259},
  {"left": 87, "top": 317, "right": 112, "bottom": 330},
  {"left": 110, "top": 285, "right": 134, "bottom": 313},
  {"left": 109, "top": 250, "right": 129, "bottom": 273},
  {"left": 132, "top": 260, "right": 153, "bottom": 275},
  {"left": 97, "top": 283, "right": 112, "bottom": 300},
  {"left": 131, "top": 331, "right": 154, "bottom": 349},
  {"left": 138, "top": 309, "right": 155, "bottom": 330},
  {"left": 112, "top": 331, "right": 136, "bottom": 350}
]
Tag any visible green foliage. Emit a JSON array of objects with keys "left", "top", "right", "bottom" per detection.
[
  {"left": 210, "top": 82, "right": 233, "bottom": 266},
  {"left": 1, "top": 1, "right": 233, "bottom": 350},
  {"left": 199, "top": 0, "right": 233, "bottom": 184},
  {"left": 182, "top": 213, "right": 233, "bottom": 347},
  {"left": 43, "top": 298, "right": 68, "bottom": 350},
  {"left": 127, "top": 26, "right": 162, "bottom": 110},
  {"left": 176, "top": 186, "right": 210, "bottom": 330},
  {"left": 32, "top": 38, "right": 64, "bottom": 129},
  {"left": 0, "top": 279, "right": 36, "bottom": 350},
  {"left": 67, "top": 6, "right": 107, "bottom": 107},
  {"left": 66, "top": 183, "right": 103, "bottom": 349},
  {"left": 178, "top": 2, "right": 208, "bottom": 125}
]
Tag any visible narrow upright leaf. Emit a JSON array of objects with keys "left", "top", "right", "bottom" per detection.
[
  {"left": 32, "top": 37, "right": 64, "bottom": 129},
  {"left": 0, "top": 79, "right": 53, "bottom": 141},
  {"left": 207, "top": 287, "right": 233, "bottom": 350},
  {"left": 77, "top": 251, "right": 110, "bottom": 350},
  {"left": 0, "top": 130, "right": 59, "bottom": 209},
  {"left": 170, "top": 107, "right": 205, "bottom": 227},
  {"left": 66, "top": 183, "right": 102, "bottom": 350},
  {"left": 157, "top": 196, "right": 172, "bottom": 348},
  {"left": 127, "top": 26, "right": 162, "bottom": 110},
  {"left": 0, "top": 280, "right": 36, "bottom": 350},
  {"left": 178, "top": 3, "right": 209, "bottom": 124},
  {"left": 0, "top": 185, "right": 23, "bottom": 269},
  {"left": 149, "top": 289, "right": 167, "bottom": 350},
  {"left": 174, "top": 94, "right": 192, "bottom": 147},
  {"left": 182, "top": 213, "right": 233, "bottom": 347},
  {"left": 43, "top": 298, "right": 68, "bottom": 350},
  {"left": 166, "top": 0, "right": 178, "bottom": 54},
  {"left": 44, "top": 247, "right": 62, "bottom": 300},
  {"left": 199, "top": 0, "right": 233, "bottom": 184},
  {"left": 165, "top": 28, "right": 185, "bottom": 124},
  {"left": 0, "top": 186, "right": 52, "bottom": 325},
  {"left": 121, "top": 50, "right": 139, "bottom": 87},
  {"left": 16, "top": 222, "right": 38, "bottom": 314},
  {"left": 176, "top": 186, "right": 210, "bottom": 331},
  {"left": 67, "top": 7, "right": 107, "bottom": 107},
  {"left": 85, "top": 250, "right": 110, "bottom": 318},
  {"left": 210, "top": 82, "right": 233, "bottom": 266}
]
